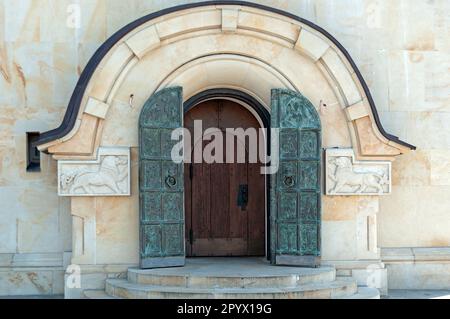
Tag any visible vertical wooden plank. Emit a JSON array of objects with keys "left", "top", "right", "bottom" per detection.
[
  {"left": 184, "top": 162, "right": 192, "bottom": 256},
  {"left": 228, "top": 147, "right": 248, "bottom": 240},
  {"left": 191, "top": 155, "right": 212, "bottom": 249},
  {"left": 210, "top": 160, "right": 230, "bottom": 239},
  {"left": 247, "top": 161, "right": 266, "bottom": 256},
  {"left": 190, "top": 103, "right": 217, "bottom": 256}
]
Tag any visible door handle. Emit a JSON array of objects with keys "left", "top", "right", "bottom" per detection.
[
  {"left": 165, "top": 175, "right": 177, "bottom": 188},
  {"left": 237, "top": 184, "right": 249, "bottom": 211},
  {"left": 284, "top": 175, "right": 295, "bottom": 188}
]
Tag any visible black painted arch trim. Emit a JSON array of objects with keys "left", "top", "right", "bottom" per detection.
[{"left": 35, "top": 0, "right": 415, "bottom": 150}]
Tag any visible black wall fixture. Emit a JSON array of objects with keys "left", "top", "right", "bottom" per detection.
[{"left": 27, "top": 132, "right": 41, "bottom": 172}]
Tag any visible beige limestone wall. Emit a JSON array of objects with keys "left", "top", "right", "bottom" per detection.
[{"left": 0, "top": 0, "right": 449, "bottom": 294}]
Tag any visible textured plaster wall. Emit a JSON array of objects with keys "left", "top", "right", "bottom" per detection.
[{"left": 0, "top": 0, "right": 449, "bottom": 266}]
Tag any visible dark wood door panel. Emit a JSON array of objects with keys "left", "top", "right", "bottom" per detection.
[
  {"left": 184, "top": 99, "right": 265, "bottom": 257},
  {"left": 247, "top": 162, "right": 266, "bottom": 256},
  {"left": 192, "top": 161, "right": 212, "bottom": 239},
  {"left": 229, "top": 162, "right": 248, "bottom": 239},
  {"left": 210, "top": 161, "right": 231, "bottom": 239},
  {"left": 192, "top": 239, "right": 248, "bottom": 257}
]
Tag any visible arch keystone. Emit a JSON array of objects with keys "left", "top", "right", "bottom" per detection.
[
  {"left": 222, "top": 8, "right": 239, "bottom": 32},
  {"left": 155, "top": 9, "right": 221, "bottom": 39}
]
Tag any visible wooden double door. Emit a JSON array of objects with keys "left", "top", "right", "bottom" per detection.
[{"left": 184, "top": 100, "right": 266, "bottom": 257}]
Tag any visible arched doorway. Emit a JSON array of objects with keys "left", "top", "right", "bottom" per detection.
[{"left": 184, "top": 99, "right": 266, "bottom": 257}]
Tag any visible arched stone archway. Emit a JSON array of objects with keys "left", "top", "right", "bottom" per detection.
[{"left": 36, "top": 1, "right": 413, "bottom": 159}]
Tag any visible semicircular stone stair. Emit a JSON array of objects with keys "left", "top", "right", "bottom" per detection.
[{"left": 84, "top": 259, "right": 380, "bottom": 299}]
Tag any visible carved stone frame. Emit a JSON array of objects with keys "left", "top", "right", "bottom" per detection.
[{"left": 58, "top": 147, "right": 131, "bottom": 197}]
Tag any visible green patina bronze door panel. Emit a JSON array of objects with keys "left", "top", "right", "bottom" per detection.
[
  {"left": 139, "top": 87, "right": 185, "bottom": 269},
  {"left": 270, "top": 89, "right": 322, "bottom": 267}
]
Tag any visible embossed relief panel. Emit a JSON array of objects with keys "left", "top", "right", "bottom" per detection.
[
  {"left": 300, "top": 224, "right": 319, "bottom": 255},
  {"left": 141, "top": 161, "right": 161, "bottom": 190},
  {"left": 140, "top": 93, "right": 181, "bottom": 128},
  {"left": 299, "top": 161, "right": 319, "bottom": 190},
  {"left": 325, "top": 148, "right": 391, "bottom": 195},
  {"left": 58, "top": 147, "right": 130, "bottom": 197},
  {"left": 300, "top": 131, "right": 319, "bottom": 159},
  {"left": 162, "top": 193, "right": 183, "bottom": 220},
  {"left": 280, "top": 130, "right": 299, "bottom": 159},
  {"left": 139, "top": 87, "right": 185, "bottom": 269},
  {"left": 142, "top": 225, "right": 162, "bottom": 256},
  {"left": 141, "top": 193, "right": 162, "bottom": 222},
  {"left": 141, "top": 129, "right": 178, "bottom": 160},
  {"left": 300, "top": 193, "right": 319, "bottom": 222},
  {"left": 278, "top": 192, "right": 298, "bottom": 220},
  {"left": 271, "top": 89, "right": 322, "bottom": 267},
  {"left": 141, "top": 129, "right": 160, "bottom": 158},
  {"left": 278, "top": 224, "right": 298, "bottom": 254}
]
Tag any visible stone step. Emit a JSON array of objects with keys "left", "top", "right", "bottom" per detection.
[
  {"left": 345, "top": 287, "right": 380, "bottom": 299},
  {"left": 127, "top": 264, "right": 336, "bottom": 289},
  {"left": 85, "top": 285, "right": 379, "bottom": 299},
  {"left": 105, "top": 278, "right": 358, "bottom": 299},
  {"left": 83, "top": 289, "right": 117, "bottom": 299}
]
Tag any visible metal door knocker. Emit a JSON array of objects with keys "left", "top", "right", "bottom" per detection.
[
  {"left": 165, "top": 175, "right": 177, "bottom": 188},
  {"left": 284, "top": 176, "right": 295, "bottom": 187}
]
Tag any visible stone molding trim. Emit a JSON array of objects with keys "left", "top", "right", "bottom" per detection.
[
  {"left": 0, "top": 253, "right": 64, "bottom": 268},
  {"left": 58, "top": 147, "right": 131, "bottom": 197},
  {"left": 382, "top": 247, "right": 450, "bottom": 263},
  {"left": 381, "top": 247, "right": 450, "bottom": 290},
  {"left": 326, "top": 149, "right": 391, "bottom": 196},
  {"left": 35, "top": 1, "right": 415, "bottom": 161}
]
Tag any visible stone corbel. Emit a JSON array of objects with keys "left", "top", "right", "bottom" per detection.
[
  {"left": 58, "top": 147, "right": 131, "bottom": 197},
  {"left": 46, "top": 97, "right": 112, "bottom": 159},
  {"left": 325, "top": 148, "right": 391, "bottom": 196}
]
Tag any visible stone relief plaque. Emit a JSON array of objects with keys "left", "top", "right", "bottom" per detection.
[
  {"left": 325, "top": 149, "right": 391, "bottom": 196},
  {"left": 58, "top": 147, "right": 130, "bottom": 197}
]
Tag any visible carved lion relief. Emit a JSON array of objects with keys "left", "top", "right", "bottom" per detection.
[
  {"left": 326, "top": 149, "right": 391, "bottom": 196},
  {"left": 58, "top": 147, "right": 130, "bottom": 196}
]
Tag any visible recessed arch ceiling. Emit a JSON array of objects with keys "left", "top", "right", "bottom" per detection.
[{"left": 36, "top": 1, "right": 415, "bottom": 160}]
